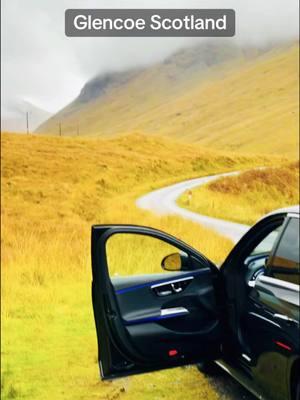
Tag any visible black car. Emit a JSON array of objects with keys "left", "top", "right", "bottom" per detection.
[{"left": 91, "top": 205, "right": 300, "bottom": 400}]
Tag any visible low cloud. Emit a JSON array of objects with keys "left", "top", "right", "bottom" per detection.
[{"left": 1, "top": 0, "right": 299, "bottom": 116}]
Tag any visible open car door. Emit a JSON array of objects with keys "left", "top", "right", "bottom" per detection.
[{"left": 91, "top": 225, "right": 225, "bottom": 380}]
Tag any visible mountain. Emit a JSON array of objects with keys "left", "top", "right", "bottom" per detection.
[
  {"left": 37, "top": 41, "right": 299, "bottom": 157},
  {"left": 37, "top": 42, "right": 262, "bottom": 134},
  {"left": 1, "top": 100, "right": 52, "bottom": 133}
]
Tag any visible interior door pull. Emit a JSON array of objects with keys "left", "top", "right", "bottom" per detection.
[
  {"left": 160, "top": 307, "right": 189, "bottom": 317},
  {"left": 156, "top": 289, "right": 173, "bottom": 297}
]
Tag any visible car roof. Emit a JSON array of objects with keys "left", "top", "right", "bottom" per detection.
[{"left": 265, "top": 205, "right": 300, "bottom": 218}]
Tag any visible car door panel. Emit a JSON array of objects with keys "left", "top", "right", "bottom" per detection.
[
  {"left": 112, "top": 270, "right": 221, "bottom": 361},
  {"left": 113, "top": 270, "right": 217, "bottom": 323},
  {"left": 91, "top": 225, "right": 223, "bottom": 380}
]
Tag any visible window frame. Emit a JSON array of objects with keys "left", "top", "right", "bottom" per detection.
[{"left": 266, "top": 215, "right": 300, "bottom": 285}]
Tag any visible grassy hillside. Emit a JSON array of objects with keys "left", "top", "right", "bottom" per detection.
[
  {"left": 37, "top": 42, "right": 254, "bottom": 135},
  {"left": 37, "top": 43, "right": 299, "bottom": 157},
  {"left": 1, "top": 132, "right": 276, "bottom": 400},
  {"left": 179, "top": 162, "right": 299, "bottom": 225}
]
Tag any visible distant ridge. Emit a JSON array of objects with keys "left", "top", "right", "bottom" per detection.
[
  {"left": 37, "top": 41, "right": 299, "bottom": 157},
  {"left": 37, "top": 41, "right": 263, "bottom": 134}
]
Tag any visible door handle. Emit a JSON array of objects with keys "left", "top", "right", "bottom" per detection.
[
  {"left": 151, "top": 276, "right": 193, "bottom": 296},
  {"left": 153, "top": 285, "right": 182, "bottom": 296},
  {"left": 171, "top": 283, "right": 183, "bottom": 293}
]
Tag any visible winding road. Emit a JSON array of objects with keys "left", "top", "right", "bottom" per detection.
[{"left": 136, "top": 171, "right": 250, "bottom": 243}]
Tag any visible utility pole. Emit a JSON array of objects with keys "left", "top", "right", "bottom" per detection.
[
  {"left": 26, "top": 112, "right": 29, "bottom": 134},
  {"left": 76, "top": 124, "right": 79, "bottom": 136},
  {"left": 59, "top": 122, "right": 62, "bottom": 136}
]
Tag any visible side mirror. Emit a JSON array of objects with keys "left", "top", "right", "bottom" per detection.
[{"left": 161, "top": 252, "right": 190, "bottom": 271}]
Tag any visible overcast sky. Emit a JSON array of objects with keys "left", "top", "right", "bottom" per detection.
[{"left": 1, "top": 0, "right": 299, "bottom": 117}]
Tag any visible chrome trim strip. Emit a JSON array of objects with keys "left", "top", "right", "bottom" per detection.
[
  {"left": 242, "top": 353, "right": 251, "bottom": 363},
  {"left": 273, "top": 313, "right": 299, "bottom": 325},
  {"left": 151, "top": 276, "right": 194, "bottom": 289},
  {"left": 99, "top": 361, "right": 104, "bottom": 378},
  {"left": 249, "top": 312, "right": 281, "bottom": 328},
  {"left": 215, "top": 360, "right": 231, "bottom": 374},
  {"left": 215, "top": 360, "right": 264, "bottom": 400},
  {"left": 160, "top": 307, "right": 189, "bottom": 316},
  {"left": 258, "top": 275, "right": 300, "bottom": 292}
]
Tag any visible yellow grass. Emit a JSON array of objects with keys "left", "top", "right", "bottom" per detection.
[
  {"left": 38, "top": 44, "right": 299, "bottom": 157},
  {"left": 1, "top": 132, "right": 277, "bottom": 400},
  {"left": 179, "top": 162, "right": 299, "bottom": 225}
]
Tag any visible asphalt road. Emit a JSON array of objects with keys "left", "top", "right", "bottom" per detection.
[{"left": 136, "top": 171, "right": 250, "bottom": 243}]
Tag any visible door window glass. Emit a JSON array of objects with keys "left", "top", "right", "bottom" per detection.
[
  {"left": 106, "top": 233, "right": 190, "bottom": 276},
  {"left": 268, "top": 218, "right": 300, "bottom": 285},
  {"left": 250, "top": 228, "right": 281, "bottom": 257}
]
